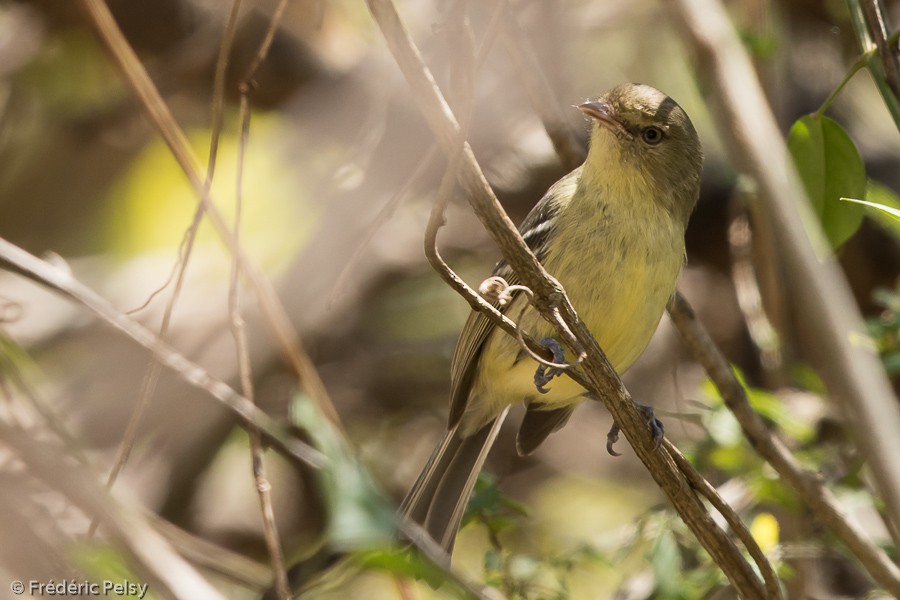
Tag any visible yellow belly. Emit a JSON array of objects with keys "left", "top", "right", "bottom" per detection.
[{"left": 459, "top": 201, "right": 685, "bottom": 435}]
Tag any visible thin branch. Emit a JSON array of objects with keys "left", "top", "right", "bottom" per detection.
[
  {"left": 148, "top": 512, "right": 272, "bottom": 591},
  {"left": 0, "top": 237, "right": 327, "bottom": 471},
  {"left": 232, "top": 2, "right": 291, "bottom": 597},
  {"left": 847, "top": 2, "right": 900, "bottom": 128},
  {"left": 669, "top": 0, "right": 900, "bottom": 549},
  {"left": 78, "top": 0, "right": 345, "bottom": 434},
  {"left": 667, "top": 292, "right": 900, "bottom": 596},
  {"left": 364, "top": 0, "right": 766, "bottom": 596},
  {"left": 665, "top": 439, "right": 784, "bottom": 600}
]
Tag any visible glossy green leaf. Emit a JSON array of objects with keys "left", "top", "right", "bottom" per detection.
[{"left": 787, "top": 115, "right": 867, "bottom": 248}]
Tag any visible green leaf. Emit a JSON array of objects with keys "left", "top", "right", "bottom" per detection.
[
  {"left": 787, "top": 115, "right": 867, "bottom": 248},
  {"left": 289, "top": 393, "right": 395, "bottom": 551}
]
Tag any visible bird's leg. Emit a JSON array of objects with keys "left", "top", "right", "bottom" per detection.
[
  {"left": 606, "top": 402, "right": 665, "bottom": 456},
  {"left": 533, "top": 337, "right": 566, "bottom": 393}
]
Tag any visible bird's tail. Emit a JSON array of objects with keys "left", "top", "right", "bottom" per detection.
[{"left": 400, "top": 408, "right": 510, "bottom": 557}]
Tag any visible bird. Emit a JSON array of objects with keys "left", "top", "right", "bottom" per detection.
[{"left": 401, "top": 82, "right": 704, "bottom": 558}]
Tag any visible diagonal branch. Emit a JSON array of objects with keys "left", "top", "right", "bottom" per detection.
[{"left": 0, "top": 237, "right": 327, "bottom": 471}]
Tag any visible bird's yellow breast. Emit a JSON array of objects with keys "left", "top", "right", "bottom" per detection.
[{"left": 460, "top": 162, "right": 686, "bottom": 434}]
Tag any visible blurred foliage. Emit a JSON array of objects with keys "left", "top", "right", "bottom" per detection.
[
  {"left": 71, "top": 544, "right": 156, "bottom": 600},
  {"left": 22, "top": 29, "right": 126, "bottom": 120},
  {"left": 867, "top": 282, "right": 900, "bottom": 376},
  {"left": 103, "top": 117, "right": 314, "bottom": 271}
]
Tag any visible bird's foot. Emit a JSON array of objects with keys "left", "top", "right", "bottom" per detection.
[
  {"left": 606, "top": 402, "right": 665, "bottom": 456},
  {"left": 533, "top": 337, "right": 566, "bottom": 394}
]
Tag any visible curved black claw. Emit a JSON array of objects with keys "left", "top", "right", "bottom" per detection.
[
  {"left": 606, "top": 422, "right": 622, "bottom": 457},
  {"left": 606, "top": 403, "right": 665, "bottom": 456},
  {"left": 533, "top": 337, "right": 566, "bottom": 394}
]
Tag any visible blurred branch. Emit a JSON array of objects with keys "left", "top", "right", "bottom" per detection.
[
  {"left": 0, "top": 236, "right": 327, "bottom": 471},
  {"left": 149, "top": 513, "right": 272, "bottom": 591},
  {"left": 668, "top": 292, "right": 900, "bottom": 595},
  {"left": 365, "top": 0, "right": 767, "bottom": 597},
  {"left": 498, "top": 5, "right": 585, "bottom": 171},
  {"left": 0, "top": 423, "right": 225, "bottom": 600},
  {"left": 727, "top": 200, "right": 786, "bottom": 387},
  {"left": 232, "top": 2, "right": 291, "bottom": 597},
  {"left": 333, "top": 0, "right": 506, "bottom": 304},
  {"left": 669, "top": 0, "right": 900, "bottom": 548},
  {"left": 0, "top": 239, "right": 496, "bottom": 600},
  {"left": 77, "top": 0, "right": 345, "bottom": 434}
]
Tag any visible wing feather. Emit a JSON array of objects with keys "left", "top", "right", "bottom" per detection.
[{"left": 447, "top": 168, "right": 580, "bottom": 428}]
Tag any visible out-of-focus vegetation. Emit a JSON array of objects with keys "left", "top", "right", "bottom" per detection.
[{"left": 1, "top": 0, "right": 899, "bottom": 598}]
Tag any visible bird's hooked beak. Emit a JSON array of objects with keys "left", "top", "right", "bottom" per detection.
[{"left": 578, "top": 101, "right": 633, "bottom": 140}]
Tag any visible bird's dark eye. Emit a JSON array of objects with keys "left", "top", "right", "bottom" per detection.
[{"left": 641, "top": 126, "right": 664, "bottom": 145}]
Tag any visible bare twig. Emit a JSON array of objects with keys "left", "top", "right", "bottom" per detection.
[
  {"left": 0, "top": 423, "right": 225, "bottom": 600},
  {"left": 394, "top": 513, "right": 502, "bottom": 600},
  {"left": 148, "top": 512, "right": 272, "bottom": 591},
  {"left": 0, "top": 237, "right": 327, "bottom": 471},
  {"left": 669, "top": 0, "right": 900, "bottom": 548},
  {"left": 667, "top": 292, "right": 900, "bottom": 596},
  {"left": 231, "top": 2, "right": 291, "bottom": 597},
  {"left": 365, "top": 0, "right": 766, "bottom": 596}
]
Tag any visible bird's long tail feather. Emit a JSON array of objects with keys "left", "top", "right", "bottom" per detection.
[{"left": 400, "top": 408, "right": 510, "bottom": 557}]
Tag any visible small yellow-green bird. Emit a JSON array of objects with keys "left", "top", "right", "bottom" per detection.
[{"left": 401, "top": 83, "right": 703, "bottom": 556}]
